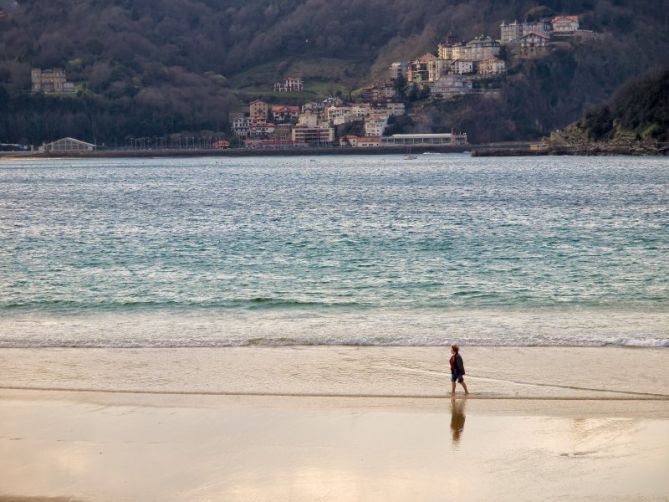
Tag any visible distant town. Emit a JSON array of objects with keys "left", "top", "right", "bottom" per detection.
[{"left": 13, "top": 15, "right": 590, "bottom": 154}]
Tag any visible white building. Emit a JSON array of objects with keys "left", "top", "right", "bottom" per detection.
[
  {"left": 431, "top": 75, "right": 473, "bottom": 98},
  {"left": 500, "top": 21, "right": 523, "bottom": 44},
  {"left": 381, "top": 133, "right": 468, "bottom": 145},
  {"left": 297, "top": 111, "right": 321, "bottom": 128},
  {"left": 364, "top": 115, "right": 389, "bottom": 137},
  {"left": 520, "top": 32, "right": 550, "bottom": 51},
  {"left": 385, "top": 102, "right": 406, "bottom": 116},
  {"left": 478, "top": 57, "right": 506, "bottom": 75},
  {"left": 292, "top": 126, "right": 335, "bottom": 145},
  {"left": 231, "top": 115, "right": 252, "bottom": 138},
  {"left": 274, "top": 77, "right": 304, "bottom": 92},
  {"left": 451, "top": 60, "right": 474, "bottom": 75},
  {"left": 552, "top": 16, "right": 579, "bottom": 33},
  {"left": 40, "top": 137, "right": 95, "bottom": 152},
  {"left": 388, "top": 62, "right": 408, "bottom": 80}
]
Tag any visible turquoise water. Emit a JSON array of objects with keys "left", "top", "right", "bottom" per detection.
[{"left": 0, "top": 154, "right": 667, "bottom": 347}]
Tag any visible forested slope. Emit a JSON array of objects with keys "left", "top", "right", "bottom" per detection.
[
  {"left": 549, "top": 67, "right": 669, "bottom": 147},
  {"left": 1, "top": 0, "right": 668, "bottom": 144}
]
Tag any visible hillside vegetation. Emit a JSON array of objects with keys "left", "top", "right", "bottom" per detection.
[
  {"left": 549, "top": 67, "right": 669, "bottom": 149},
  {"left": 0, "top": 0, "right": 668, "bottom": 144}
]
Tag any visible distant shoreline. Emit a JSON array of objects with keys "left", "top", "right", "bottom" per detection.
[{"left": 1, "top": 141, "right": 666, "bottom": 159}]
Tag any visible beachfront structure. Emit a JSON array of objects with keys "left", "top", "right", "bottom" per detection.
[
  {"left": 552, "top": 16, "right": 579, "bottom": 33},
  {"left": 291, "top": 126, "right": 335, "bottom": 145},
  {"left": 39, "top": 137, "right": 95, "bottom": 152},
  {"left": 380, "top": 132, "right": 468, "bottom": 146},
  {"left": 31, "top": 68, "right": 75, "bottom": 93},
  {"left": 340, "top": 135, "right": 382, "bottom": 147},
  {"left": 249, "top": 100, "right": 269, "bottom": 124},
  {"left": 274, "top": 77, "right": 304, "bottom": 93},
  {"left": 212, "top": 140, "right": 230, "bottom": 149}
]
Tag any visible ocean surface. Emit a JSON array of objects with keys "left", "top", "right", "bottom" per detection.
[{"left": 0, "top": 154, "right": 667, "bottom": 348}]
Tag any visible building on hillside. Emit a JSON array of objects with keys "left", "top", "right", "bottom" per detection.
[
  {"left": 297, "top": 111, "right": 321, "bottom": 128},
  {"left": 340, "top": 135, "right": 381, "bottom": 147},
  {"left": 248, "top": 123, "right": 275, "bottom": 139},
  {"left": 451, "top": 60, "right": 474, "bottom": 75},
  {"left": 364, "top": 115, "right": 389, "bottom": 137},
  {"left": 478, "top": 57, "right": 506, "bottom": 75},
  {"left": 292, "top": 126, "right": 335, "bottom": 145},
  {"left": 271, "top": 105, "right": 300, "bottom": 123},
  {"left": 326, "top": 105, "right": 370, "bottom": 126},
  {"left": 385, "top": 102, "right": 405, "bottom": 116},
  {"left": 272, "top": 124, "right": 294, "bottom": 141},
  {"left": 249, "top": 100, "right": 269, "bottom": 124},
  {"left": 520, "top": 32, "right": 550, "bottom": 54},
  {"left": 500, "top": 20, "right": 523, "bottom": 43},
  {"left": 462, "top": 35, "right": 501, "bottom": 61},
  {"left": 381, "top": 133, "right": 468, "bottom": 146},
  {"left": 361, "top": 84, "right": 397, "bottom": 104},
  {"left": 552, "top": 15, "right": 579, "bottom": 33},
  {"left": 40, "top": 137, "right": 95, "bottom": 152},
  {"left": 231, "top": 114, "right": 252, "bottom": 138},
  {"left": 274, "top": 77, "right": 304, "bottom": 93},
  {"left": 431, "top": 75, "right": 473, "bottom": 99},
  {"left": 438, "top": 40, "right": 463, "bottom": 60},
  {"left": 408, "top": 53, "right": 436, "bottom": 83},
  {"left": 31, "top": 68, "right": 75, "bottom": 93},
  {"left": 524, "top": 19, "right": 552, "bottom": 37},
  {"left": 388, "top": 62, "right": 408, "bottom": 81}
]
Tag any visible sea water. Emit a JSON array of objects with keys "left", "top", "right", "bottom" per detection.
[{"left": 0, "top": 154, "right": 667, "bottom": 347}]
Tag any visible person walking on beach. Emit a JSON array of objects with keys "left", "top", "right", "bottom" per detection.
[{"left": 450, "top": 344, "right": 469, "bottom": 395}]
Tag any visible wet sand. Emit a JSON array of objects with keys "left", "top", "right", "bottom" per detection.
[{"left": 1, "top": 347, "right": 668, "bottom": 501}]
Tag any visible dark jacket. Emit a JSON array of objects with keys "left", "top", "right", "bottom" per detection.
[{"left": 454, "top": 353, "right": 465, "bottom": 376}]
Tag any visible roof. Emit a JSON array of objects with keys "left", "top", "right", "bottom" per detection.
[
  {"left": 417, "top": 53, "right": 436, "bottom": 62},
  {"left": 389, "top": 133, "right": 455, "bottom": 139},
  {"left": 521, "top": 32, "right": 550, "bottom": 39},
  {"left": 44, "top": 137, "right": 95, "bottom": 147},
  {"left": 552, "top": 15, "right": 578, "bottom": 22}
]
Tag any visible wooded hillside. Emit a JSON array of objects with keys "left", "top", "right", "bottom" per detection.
[{"left": 1, "top": 0, "right": 668, "bottom": 144}]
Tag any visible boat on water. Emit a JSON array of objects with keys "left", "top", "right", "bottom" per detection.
[{"left": 404, "top": 154, "right": 418, "bottom": 160}]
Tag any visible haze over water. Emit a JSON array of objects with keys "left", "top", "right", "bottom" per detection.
[{"left": 0, "top": 154, "right": 667, "bottom": 348}]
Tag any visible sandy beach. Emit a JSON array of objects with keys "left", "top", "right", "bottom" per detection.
[{"left": 1, "top": 347, "right": 668, "bottom": 501}]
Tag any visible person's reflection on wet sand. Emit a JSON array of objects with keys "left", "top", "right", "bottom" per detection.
[{"left": 450, "top": 397, "right": 466, "bottom": 444}]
